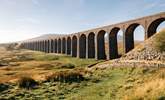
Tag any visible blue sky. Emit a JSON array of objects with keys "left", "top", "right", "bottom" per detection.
[{"left": 0, "top": 0, "right": 165, "bottom": 43}]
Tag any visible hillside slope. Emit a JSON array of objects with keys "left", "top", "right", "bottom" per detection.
[{"left": 121, "top": 29, "right": 165, "bottom": 62}]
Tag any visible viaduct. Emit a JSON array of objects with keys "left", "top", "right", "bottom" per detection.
[{"left": 20, "top": 12, "right": 165, "bottom": 60}]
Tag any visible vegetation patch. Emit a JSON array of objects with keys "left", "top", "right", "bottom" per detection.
[
  {"left": 60, "top": 63, "right": 75, "bottom": 69},
  {"left": 17, "top": 76, "right": 38, "bottom": 89},
  {"left": 34, "top": 54, "right": 59, "bottom": 61},
  {"left": 0, "top": 83, "right": 9, "bottom": 92},
  {"left": 16, "top": 55, "right": 34, "bottom": 61},
  {"left": 45, "top": 70, "right": 84, "bottom": 83},
  {"left": 154, "top": 30, "right": 165, "bottom": 52}
]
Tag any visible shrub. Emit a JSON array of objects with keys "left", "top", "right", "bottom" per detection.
[
  {"left": 17, "top": 76, "right": 38, "bottom": 89},
  {"left": 45, "top": 70, "right": 84, "bottom": 83},
  {"left": 60, "top": 63, "right": 75, "bottom": 69},
  {"left": 0, "top": 83, "right": 9, "bottom": 92},
  {"left": 157, "top": 96, "right": 165, "bottom": 100},
  {"left": 154, "top": 31, "right": 165, "bottom": 52}
]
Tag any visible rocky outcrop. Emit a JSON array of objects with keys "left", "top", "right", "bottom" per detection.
[{"left": 121, "top": 31, "right": 165, "bottom": 62}]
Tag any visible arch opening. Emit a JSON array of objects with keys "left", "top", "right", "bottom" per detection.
[
  {"left": 97, "top": 30, "right": 106, "bottom": 59},
  {"left": 109, "top": 27, "right": 123, "bottom": 59},
  {"left": 58, "top": 39, "right": 62, "bottom": 53},
  {"left": 47, "top": 40, "right": 50, "bottom": 53},
  {"left": 62, "top": 38, "right": 66, "bottom": 54},
  {"left": 34, "top": 42, "right": 37, "bottom": 51},
  {"left": 67, "top": 37, "right": 71, "bottom": 55},
  {"left": 42, "top": 41, "right": 44, "bottom": 52},
  {"left": 88, "top": 32, "right": 95, "bottom": 58},
  {"left": 72, "top": 36, "right": 77, "bottom": 57},
  {"left": 36, "top": 42, "right": 38, "bottom": 51},
  {"left": 54, "top": 39, "right": 57, "bottom": 53},
  {"left": 44, "top": 41, "right": 47, "bottom": 53},
  {"left": 79, "top": 34, "right": 86, "bottom": 58},
  {"left": 51, "top": 40, "right": 54, "bottom": 53},
  {"left": 37, "top": 41, "right": 40, "bottom": 51},
  {"left": 125, "top": 23, "right": 145, "bottom": 53},
  {"left": 134, "top": 25, "right": 145, "bottom": 46},
  {"left": 147, "top": 18, "right": 165, "bottom": 38},
  {"left": 156, "top": 19, "right": 165, "bottom": 32}
]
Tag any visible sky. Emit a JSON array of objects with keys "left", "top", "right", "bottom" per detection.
[{"left": 0, "top": 0, "right": 165, "bottom": 43}]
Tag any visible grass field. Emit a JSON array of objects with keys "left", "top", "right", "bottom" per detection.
[
  {"left": 0, "top": 42, "right": 165, "bottom": 99},
  {"left": 0, "top": 47, "right": 99, "bottom": 83}
]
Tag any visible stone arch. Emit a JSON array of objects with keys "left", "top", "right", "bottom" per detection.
[
  {"left": 32, "top": 42, "right": 34, "bottom": 50},
  {"left": 44, "top": 40, "right": 47, "bottom": 52},
  {"left": 34, "top": 41, "right": 36, "bottom": 51},
  {"left": 35, "top": 42, "right": 37, "bottom": 50},
  {"left": 62, "top": 38, "right": 66, "bottom": 54},
  {"left": 88, "top": 32, "right": 95, "bottom": 58},
  {"left": 79, "top": 34, "right": 86, "bottom": 58},
  {"left": 67, "top": 37, "right": 71, "bottom": 55},
  {"left": 109, "top": 27, "right": 121, "bottom": 59},
  {"left": 58, "top": 38, "right": 62, "bottom": 53},
  {"left": 51, "top": 39, "right": 54, "bottom": 53},
  {"left": 34, "top": 41, "right": 37, "bottom": 51},
  {"left": 125, "top": 23, "right": 144, "bottom": 53},
  {"left": 97, "top": 30, "right": 106, "bottom": 59},
  {"left": 147, "top": 18, "right": 165, "bottom": 38},
  {"left": 54, "top": 39, "right": 57, "bottom": 53},
  {"left": 72, "top": 35, "right": 77, "bottom": 57},
  {"left": 47, "top": 40, "right": 50, "bottom": 53},
  {"left": 42, "top": 40, "right": 45, "bottom": 52},
  {"left": 32, "top": 42, "right": 35, "bottom": 50},
  {"left": 38, "top": 41, "right": 40, "bottom": 51},
  {"left": 37, "top": 41, "right": 39, "bottom": 51},
  {"left": 44, "top": 40, "right": 47, "bottom": 53},
  {"left": 39, "top": 41, "right": 41, "bottom": 51}
]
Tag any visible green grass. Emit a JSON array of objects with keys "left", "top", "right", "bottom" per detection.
[
  {"left": 0, "top": 43, "right": 165, "bottom": 99},
  {"left": 1, "top": 66, "right": 165, "bottom": 100},
  {"left": 33, "top": 53, "right": 59, "bottom": 61},
  {"left": 32, "top": 52, "right": 99, "bottom": 68}
]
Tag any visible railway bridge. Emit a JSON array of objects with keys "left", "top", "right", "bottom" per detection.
[{"left": 20, "top": 12, "right": 165, "bottom": 60}]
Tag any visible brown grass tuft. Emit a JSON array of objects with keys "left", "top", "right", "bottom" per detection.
[
  {"left": 17, "top": 76, "right": 38, "bottom": 89},
  {"left": 45, "top": 70, "right": 84, "bottom": 83}
]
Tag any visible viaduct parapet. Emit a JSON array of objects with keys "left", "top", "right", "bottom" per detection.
[{"left": 20, "top": 12, "right": 165, "bottom": 60}]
